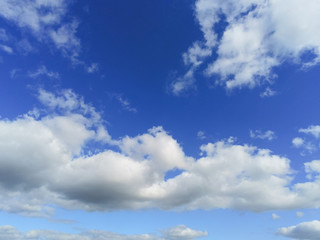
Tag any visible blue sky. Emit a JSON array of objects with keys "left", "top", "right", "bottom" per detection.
[{"left": 1, "top": 0, "right": 320, "bottom": 239}]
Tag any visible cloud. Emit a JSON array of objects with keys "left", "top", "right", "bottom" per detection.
[
  {"left": 272, "top": 213, "right": 280, "bottom": 220},
  {"left": 292, "top": 125, "right": 320, "bottom": 154},
  {"left": 4, "top": 89, "right": 320, "bottom": 215},
  {"left": 277, "top": 220, "right": 320, "bottom": 240},
  {"left": 170, "top": 68, "right": 196, "bottom": 96},
  {"left": 0, "top": 225, "right": 207, "bottom": 240},
  {"left": 299, "top": 125, "right": 320, "bottom": 139},
  {"left": 87, "top": 63, "right": 99, "bottom": 73},
  {"left": 28, "top": 65, "right": 60, "bottom": 79},
  {"left": 260, "top": 87, "right": 276, "bottom": 98},
  {"left": 173, "top": 0, "right": 320, "bottom": 93},
  {"left": 197, "top": 131, "right": 206, "bottom": 140},
  {"left": 0, "top": 29, "right": 8, "bottom": 42},
  {"left": 250, "top": 130, "right": 276, "bottom": 141},
  {"left": 0, "top": 0, "right": 81, "bottom": 63},
  {"left": 0, "top": 44, "right": 13, "bottom": 54},
  {"left": 292, "top": 137, "right": 305, "bottom": 148},
  {"left": 162, "top": 225, "right": 208, "bottom": 240}
]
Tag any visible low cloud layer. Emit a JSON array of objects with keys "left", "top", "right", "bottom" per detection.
[
  {"left": 171, "top": 0, "right": 320, "bottom": 94},
  {"left": 2, "top": 89, "right": 320, "bottom": 216},
  {"left": 0, "top": 225, "right": 207, "bottom": 240}
]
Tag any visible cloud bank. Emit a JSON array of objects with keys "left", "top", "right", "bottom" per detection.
[{"left": 2, "top": 89, "right": 320, "bottom": 216}]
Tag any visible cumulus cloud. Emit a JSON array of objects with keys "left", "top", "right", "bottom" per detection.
[
  {"left": 277, "top": 220, "right": 320, "bottom": 240},
  {"left": 0, "top": 225, "right": 207, "bottom": 240},
  {"left": 250, "top": 129, "right": 276, "bottom": 140},
  {"left": 173, "top": 0, "right": 320, "bottom": 93},
  {"left": 3, "top": 89, "right": 320, "bottom": 216},
  {"left": 0, "top": 0, "right": 81, "bottom": 63}
]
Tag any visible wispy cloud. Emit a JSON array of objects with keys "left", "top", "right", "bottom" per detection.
[
  {"left": 0, "top": 44, "right": 13, "bottom": 54},
  {"left": 0, "top": 1, "right": 81, "bottom": 64},
  {"left": 197, "top": 131, "right": 206, "bottom": 140},
  {"left": 250, "top": 129, "right": 276, "bottom": 141},
  {"left": 28, "top": 65, "right": 59, "bottom": 79}
]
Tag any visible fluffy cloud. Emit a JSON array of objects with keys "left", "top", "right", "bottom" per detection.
[
  {"left": 3, "top": 89, "right": 320, "bottom": 215},
  {"left": 173, "top": 0, "right": 320, "bottom": 93},
  {"left": 0, "top": 225, "right": 207, "bottom": 240},
  {"left": 277, "top": 220, "right": 320, "bottom": 240}
]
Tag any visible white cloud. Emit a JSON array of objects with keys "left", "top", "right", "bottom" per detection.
[
  {"left": 49, "top": 20, "right": 81, "bottom": 63},
  {"left": 87, "top": 63, "right": 99, "bottom": 73},
  {"left": 4, "top": 89, "right": 320, "bottom": 215},
  {"left": 0, "top": 0, "right": 81, "bottom": 63},
  {"left": 299, "top": 125, "right": 320, "bottom": 139},
  {"left": 292, "top": 137, "right": 317, "bottom": 155},
  {"left": 0, "top": 44, "right": 13, "bottom": 54},
  {"left": 272, "top": 213, "right": 280, "bottom": 220},
  {"left": 162, "top": 225, "right": 208, "bottom": 240},
  {"left": 292, "top": 137, "right": 305, "bottom": 148},
  {"left": 170, "top": 68, "right": 196, "bottom": 95},
  {"left": 0, "top": 225, "right": 207, "bottom": 240},
  {"left": 260, "top": 87, "right": 276, "bottom": 98},
  {"left": 28, "top": 65, "right": 59, "bottom": 79},
  {"left": 250, "top": 130, "right": 276, "bottom": 141},
  {"left": 277, "top": 220, "right": 320, "bottom": 240},
  {"left": 174, "top": 0, "right": 320, "bottom": 93},
  {"left": 0, "top": 0, "right": 66, "bottom": 33}
]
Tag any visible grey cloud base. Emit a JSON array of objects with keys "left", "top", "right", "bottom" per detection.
[{"left": 1, "top": 89, "right": 320, "bottom": 216}]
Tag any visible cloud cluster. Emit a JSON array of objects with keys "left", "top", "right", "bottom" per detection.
[
  {"left": 3, "top": 89, "right": 320, "bottom": 216},
  {"left": 0, "top": 0, "right": 81, "bottom": 63},
  {"left": 0, "top": 225, "right": 207, "bottom": 240},
  {"left": 292, "top": 125, "right": 320, "bottom": 155},
  {"left": 172, "top": 0, "right": 320, "bottom": 94},
  {"left": 278, "top": 220, "right": 320, "bottom": 240}
]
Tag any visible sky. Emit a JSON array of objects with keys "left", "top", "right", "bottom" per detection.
[{"left": 1, "top": 0, "right": 320, "bottom": 239}]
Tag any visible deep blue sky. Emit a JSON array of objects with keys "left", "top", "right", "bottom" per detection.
[{"left": 0, "top": 0, "right": 320, "bottom": 239}]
